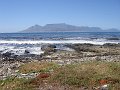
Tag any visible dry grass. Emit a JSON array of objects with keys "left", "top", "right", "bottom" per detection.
[
  {"left": 49, "top": 61, "right": 120, "bottom": 89},
  {"left": 0, "top": 77, "right": 33, "bottom": 90},
  {"left": 0, "top": 61, "right": 120, "bottom": 90},
  {"left": 19, "top": 61, "right": 59, "bottom": 73}
]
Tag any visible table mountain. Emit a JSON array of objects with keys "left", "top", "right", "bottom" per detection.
[{"left": 20, "top": 23, "right": 120, "bottom": 33}]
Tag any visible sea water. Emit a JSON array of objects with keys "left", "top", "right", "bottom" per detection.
[{"left": 0, "top": 32, "right": 120, "bottom": 55}]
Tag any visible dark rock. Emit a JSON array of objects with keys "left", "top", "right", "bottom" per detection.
[
  {"left": 24, "top": 50, "right": 30, "bottom": 54},
  {"left": 82, "top": 43, "right": 94, "bottom": 46},
  {"left": 103, "top": 43, "right": 120, "bottom": 47},
  {"left": 41, "top": 44, "right": 56, "bottom": 50},
  {"left": 66, "top": 44, "right": 95, "bottom": 53},
  {"left": 41, "top": 44, "right": 56, "bottom": 54},
  {"left": 107, "top": 38, "right": 119, "bottom": 40},
  {"left": 3, "top": 52, "right": 13, "bottom": 57},
  {"left": 2, "top": 52, "right": 14, "bottom": 61}
]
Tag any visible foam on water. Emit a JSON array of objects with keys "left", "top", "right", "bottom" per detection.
[
  {"left": 0, "top": 44, "right": 44, "bottom": 55},
  {"left": 0, "top": 32, "right": 120, "bottom": 55},
  {"left": 0, "top": 39, "right": 119, "bottom": 45},
  {"left": 0, "top": 39, "right": 119, "bottom": 55}
]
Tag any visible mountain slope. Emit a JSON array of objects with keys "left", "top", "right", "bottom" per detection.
[{"left": 20, "top": 23, "right": 120, "bottom": 33}]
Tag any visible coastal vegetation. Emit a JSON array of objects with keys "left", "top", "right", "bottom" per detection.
[{"left": 0, "top": 61, "right": 120, "bottom": 90}]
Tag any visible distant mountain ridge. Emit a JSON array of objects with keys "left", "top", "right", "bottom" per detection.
[{"left": 20, "top": 23, "right": 120, "bottom": 33}]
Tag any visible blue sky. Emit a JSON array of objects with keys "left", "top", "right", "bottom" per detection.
[{"left": 0, "top": 0, "right": 120, "bottom": 32}]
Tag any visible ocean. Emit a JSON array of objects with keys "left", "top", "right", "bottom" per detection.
[{"left": 0, "top": 32, "right": 120, "bottom": 55}]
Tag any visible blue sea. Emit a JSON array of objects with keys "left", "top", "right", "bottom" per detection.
[{"left": 0, "top": 32, "right": 120, "bottom": 55}]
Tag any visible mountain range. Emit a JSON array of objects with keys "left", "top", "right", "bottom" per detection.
[{"left": 20, "top": 23, "right": 120, "bottom": 33}]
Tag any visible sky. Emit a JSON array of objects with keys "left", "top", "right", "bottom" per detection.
[{"left": 0, "top": 0, "right": 120, "bottom": 32}]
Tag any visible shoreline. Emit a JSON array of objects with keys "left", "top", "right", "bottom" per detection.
[
  {"left": 0, "top": 43, "right": 120, "bottom": 61},
  {"left": 0, "top": 43, "right": 120, "bottom": 89},
  {"left": 0, "top": 39, "right": 119, "bottom": 45}
]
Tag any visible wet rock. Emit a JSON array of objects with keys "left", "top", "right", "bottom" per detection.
[
  {"left": 107, "top": 37, "right": 119, "bottom": 40},
  {"left": 66, "top": 44, "right": 95, "bottom": 53},
  {"left": 41, "top": 44, "right": 56, "bottom": 54},
  {"left": 24, "top": 50, "right": 30, "bottom": 54},
  {"left": 41, "top": 45, "right": 56, "bottom": 50},
  {"left": 2, "top": 52, "right": 15, "bottom": 61},
  {"left": 103, "top": 43, "right": 120, "bottom": 47},
  {"left": 2, "top": 52, "right": 13, "bottom": 57}
]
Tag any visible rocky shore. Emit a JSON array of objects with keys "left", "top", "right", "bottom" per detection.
[
  {"left": 0, "top": 43, "right": 120, "bottom": 90},
  {"left": 0, "top": 43, "right": 120, "bottom": 80}
]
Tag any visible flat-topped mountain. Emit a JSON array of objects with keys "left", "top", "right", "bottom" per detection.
[{"left": 20, "top": 23, "right": 120, "bottom": 33}]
